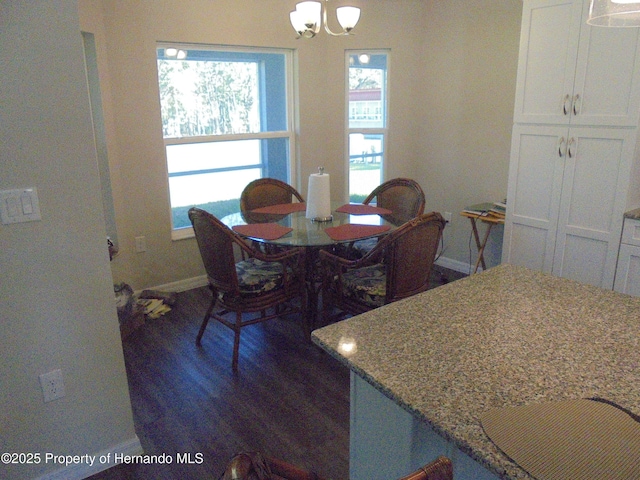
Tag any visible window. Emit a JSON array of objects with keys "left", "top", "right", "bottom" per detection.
[
  {"left": 156, "top": 45, "right": 294, "bottom": 237},
  {"left": 346, "top": 52, "right": 388, "bottom": 202}
]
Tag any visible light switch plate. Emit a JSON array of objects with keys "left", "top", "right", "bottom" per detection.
[{"left": 0, "top": 188, "right": 42, "bottom": 224}]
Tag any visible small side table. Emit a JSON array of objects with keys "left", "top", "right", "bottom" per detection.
[{"left": 460, "top": 211, "right": 504, "bottom": 274}]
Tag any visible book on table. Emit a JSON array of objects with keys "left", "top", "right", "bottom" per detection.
[{"left": 463, "top": 201, "right": 506, "bottom": 220}]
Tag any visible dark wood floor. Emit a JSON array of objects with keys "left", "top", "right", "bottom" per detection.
[{"left": 88, "top": 266, "right": 465, "bottom": 480}]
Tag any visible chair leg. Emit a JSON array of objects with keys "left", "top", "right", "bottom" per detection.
[
  {"left": 196, "top": 297, "right": 216, "bottom": 345},
  {"left": 231, "top": 311, "right": 242, "bottom": 372}
]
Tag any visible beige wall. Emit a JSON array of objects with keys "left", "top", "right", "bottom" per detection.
[
  {"left": 419, "top": 0, "right": 522, "bottom": 269},
  {"left": 80, "top": 0, "right": 522, "bottom": 289},
  {"left": 0, "top": 1, "right": 138, "bottom": 479}
]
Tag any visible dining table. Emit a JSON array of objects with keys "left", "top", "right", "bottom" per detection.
[{"left": 220, "top": 201, "right": 405, "bottom": 325}]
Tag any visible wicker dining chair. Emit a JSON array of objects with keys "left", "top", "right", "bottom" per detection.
[
  {"left": 240, "top": 178, "right": 305, "bottom": 213},
  {"left": 189, "top": 207, "right": 307, "bottom": 372},
  {"left": 220, "top": 452, "right": 453, "bottom": 480},
  {"left": 320, "top": 212, "right": 445, "bottom": 322},
  {"left": 363, "top": 177, "right": 426, "bottom": 224},
  {"left": 349, "top": 178, "right": 426, "bottom": 258}
]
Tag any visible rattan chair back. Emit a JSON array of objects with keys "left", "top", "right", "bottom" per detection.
[
  {"left": 397, "top": 456, "right": 453, "bottom": 480},
  {"left": 320, "top": 212, "right": 445, "bottom": 318},
  {"left": 379, "top": 211, "right": 444, "bottom": 303},
  {"left": 363, "top": 178, "right": 425, "bottom": 224},
  {"left": 220, "top": 452, "right": 452, "bottom": 480},
  {"left": 240, "top": 178, "right": 304, "bottom": 212},
  {"left": 189, "top": 207, "right": 241, "bottom": 294}
]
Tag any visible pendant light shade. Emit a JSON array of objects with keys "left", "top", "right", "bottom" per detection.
[
  {"left": 336, "top": 6, "right": 361, "bottom": 32},
  {"left": 290, "top": 0, "right": 361, "bottom": 38},
  {"left": 588, "top": 0, "right": 640, "bottom": 27}
]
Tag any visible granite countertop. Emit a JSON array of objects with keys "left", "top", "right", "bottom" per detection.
[
  {"left": 311, "top": 264, "right": 640, "bottom": 480},
  {"left": 625, "top": 207, "right": 640, "bottom": 220}
]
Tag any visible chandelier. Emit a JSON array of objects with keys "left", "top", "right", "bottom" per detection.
[
  {"left": 587, "top": 0, "right": 640, "bottom": 27},
  {"left": 290, "top": 1, "right": 361, "bottom": 38}
]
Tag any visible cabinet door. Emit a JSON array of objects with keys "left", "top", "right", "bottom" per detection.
[
  {"left": 552, "top": 128, "right": 634, "bottom": 288},
  {"left": 502, "top": 125, "right": 567, "bottom": 272},
  {"left": 571, "top": 7, "right": 640, "bottom": 127},
  {"left": 513, "top": 0, "right": 582, "bottom": 125},
  {"left": 614, "top": 243, "right": 640, "bottom": 296}
]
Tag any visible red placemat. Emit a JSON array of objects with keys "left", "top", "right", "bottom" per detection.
[
  {"left": 335, "top": 204, "right": 392, "bottom": 215},
  {"left": 233, "top": 223, "right": 293, "bottom": 240},
  {"left": 324, "top": 224, "right": 390, "bottom": 241},
  {"left": 251, "top": 203, "right": 306, "bottom": 214}
]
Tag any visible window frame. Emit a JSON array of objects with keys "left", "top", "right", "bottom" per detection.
[
  {"left": 156, "top": 43, "right": 297, "bottom": 240},
  {"left": 345, "top": 50, "right": 389, "bottom": 202}
]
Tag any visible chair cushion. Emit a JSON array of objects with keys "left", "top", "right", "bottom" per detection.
[
  {"left": 341, "top": 264, "right": 386, "bottom": 308},
  {"left": 235, "top": 258, "right": 284, "bottom": 295},
  {"left": 352, "top": 237, "right": 378, "bottom": 257}
]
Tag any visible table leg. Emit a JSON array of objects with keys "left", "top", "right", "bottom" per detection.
[
  {"left": 303, "top": 246, "right": 322, "bottom": 332},
  {"left": 470, "top": 218, "right": 494, "bottom": 274}
]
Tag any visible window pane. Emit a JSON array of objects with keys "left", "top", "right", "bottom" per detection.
[
  {"left": 349, "top": 133, "right": 383, "bottom": 202},
  {"left": 158, "top": 59, "right": 260, "bottom": 137},
  {"left": 156, "top": 46, "right": 292, "bottom": 232},
  {"left": 166, "top": 137, "right": 290, "bottom": 228},
  {"left": 348, "top": 53, "right": 387, "bottom": 129},
  {"left": 166, "top": 140, "right": 260, "bottom": 174},
  {"left": 170, "top": 169, "right": 261, "bottom": 207},
  {"left": 170, "top": 169, "right": 261, "bottom": 229},
  {"left": 157, "top": 48, "right": 288, "bottom": 137}
]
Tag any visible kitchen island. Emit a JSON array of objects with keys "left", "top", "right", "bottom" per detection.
[{"left": 312, "top": 264, "right": 640, "bottom": 479}]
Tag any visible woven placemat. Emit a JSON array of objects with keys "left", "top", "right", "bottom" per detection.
[{"left": 480, "top": 399, "right": 640, "bottom": 480}]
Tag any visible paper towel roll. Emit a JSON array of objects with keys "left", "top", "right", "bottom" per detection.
[{"left": 306, "top": 172, "right": 331, "bottom": 220}]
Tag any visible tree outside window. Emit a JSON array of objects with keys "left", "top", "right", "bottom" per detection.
[{"left": 156, "top": 46, "right": 293, "bottom": 234}]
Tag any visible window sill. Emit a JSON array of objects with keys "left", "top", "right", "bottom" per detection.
[{"left": 172, "top": 226, "right": 194, "bottom": 241}]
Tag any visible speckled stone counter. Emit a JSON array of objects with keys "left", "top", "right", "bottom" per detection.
[
  {"left": 312, "top": 264, "right": 640, "bottom": 479},
  {"left": 624, "top": 207, "right": 640, "bottom": 220}
]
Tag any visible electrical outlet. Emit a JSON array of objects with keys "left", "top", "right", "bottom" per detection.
[
  {"left": 444, "top": 212, "right": 452, "bottom": 224},
  {"left": 39, "top": 369, "right": 66, "bottom": 403}
]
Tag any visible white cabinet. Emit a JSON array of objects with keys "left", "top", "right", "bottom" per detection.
[
  {"left": 614, "top": 217, "right": 640, "bottom": 296},
  {"left": 504, "top": 0, "right": 640, "bottom": 289},
  {"left": 504, "top": 125, "right": 634, "bottom": 288},
  {"left": 349, "top": 373, "right": 499, "bottom": 480},
  {"left": 514, "top": 0, "right": 640, "bottom": 127}
]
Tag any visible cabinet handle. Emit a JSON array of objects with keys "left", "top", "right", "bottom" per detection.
[
  {"left": 563, "top": 94, "right": 571, "bottom": 116},
  {"left": 568, "top": 137, "right": 576, "bottom": 158},
  {"left": 572, "top": 94, "right": 581, "bottom": 116},
  {"left": 558, "top": 136, "right": 566, "bottom": 157}
]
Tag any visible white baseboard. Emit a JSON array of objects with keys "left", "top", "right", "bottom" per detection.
[
  {"left": 141, "top": 258, "right": 473, "bottom": 295},
  {"left": 435, "top": 255, "right": 473, "bottom": 275},
  {"left": 36, "top": 436, "right": 143, "bottom": 480},
  {"left": 139, "top": 275, "right": 208, "bottom": 294}
]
